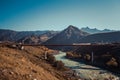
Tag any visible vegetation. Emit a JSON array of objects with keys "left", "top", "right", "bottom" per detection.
[
  {"left": 84, "top": 54, "right": 91, "bottom": 61},
  {"left": 106, "top": 57, "right": 118, "bottom": 67},
  {"left": 47, "top": 54, "right": 67, "bottom": 70},
  {"left": 54, "top": 61, "right": 65, "bottom": 70},
  {"left": 66, "top": 44, "right": 120, "bottom": 73},
  {"left": 47, "top": 54, "right": 56, "bottom": 64},
  {"left": 0, "top": 44, "right": 77, "bottom": 80},
  {"left": 66, "top": 52, "right": 81, "bottom": 59}
]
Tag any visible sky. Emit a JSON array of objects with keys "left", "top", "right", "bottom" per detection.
[{"left": 0, "top": 0, "right": 120, "bottom": 31}]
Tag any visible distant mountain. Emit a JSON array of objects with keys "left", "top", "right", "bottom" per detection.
[
  {"left": 43, "top": 25, "right": 89, "bottom": 50},
  {"left": 79, "top": 31, "right": 120, "bottom": 43},
  {"left": 18, "top": 31, "right": 59, "bottom": 44},
  {"left": 44, "top": 25, "right": 89, "bottom": 45},
  {"left": 0, "top": 29, "right": 17, "bottom": 41},
  {"left": 81, "top": 27, "right": 115, "bottom": 34},
  {"left": 0, "top": 29, "right": 59, "bottom": 43}
]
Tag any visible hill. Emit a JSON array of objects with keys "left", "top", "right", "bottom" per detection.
[
  {"left": 0, "top": 44, "right": 81, "bottom": 80},
  {"left": 79, "top": 31, "right": 120, "bottom": 43}
]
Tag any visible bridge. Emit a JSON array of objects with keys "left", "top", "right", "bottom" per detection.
[
  {"left": 20, "top": 42, "right": 115, "bottom": 46},
  {"left": 21, "top": 44, "right": 91, "bottom": 46},
  {"left": 20, "top": 43, "right": 118, "bottom": 47}
]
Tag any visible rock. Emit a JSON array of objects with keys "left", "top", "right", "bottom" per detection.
[
  {"left": 33, "top": 78, "right": 37, "bottom": 80},
  {"left": 32, "top": 69, "right": 37, "bottom": 73},
  {"left": 10, "top": 71, "right": 14, "bottom": 75}
]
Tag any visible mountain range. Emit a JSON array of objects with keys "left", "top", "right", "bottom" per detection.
[
  {"left": 0, "top": 25, "right": 120, "bottom": 46},
  {"left": 81, "top": 27, "right": 115, "bottom": 34},
  {"left": 79, "top": 31, "right": 120, "bottom": 43},
  {"left": 0, "top": 29, "right": 59, "bottom": 44}
]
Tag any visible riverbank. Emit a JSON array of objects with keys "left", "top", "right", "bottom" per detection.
[
  {"left": 66, "top": 45, "right": 120, "bottom": 75},
  {"left": 54, "top": 52, "right": 120, "bottom": 80},
  {"left": 66, "top": 55, "right": 120, "bottom": 77}
]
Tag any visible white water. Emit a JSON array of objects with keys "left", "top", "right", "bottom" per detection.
[{"left": 54, "top": 51, "right": 120, "bottom": 80}]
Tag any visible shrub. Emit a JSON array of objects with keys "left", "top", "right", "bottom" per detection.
[
  {"left": 54, "top": 61, "right": 65, "bottom": 70},
  {"left": 66, "top": 52, "right": 73, "bottom": 58},
  {"left": 106, "top": 57, "right": 118, "bottom": 67},
  {"left": 47, "top": 54, "right": 66, "bottom": 70},
  {"left": 84, "top": 54, "right": 91, "bottom": 61},
  {"left": 47, "top": 54, "right": 56, "bottom": 64}
]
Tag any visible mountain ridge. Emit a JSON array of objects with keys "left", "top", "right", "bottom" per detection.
[
  {"left": 0, "top": 29, "right": 59, "bottom": 43},
  {"left": 79, "top": 31, "right": 120, "bottom": 43},
  {"left": 81, "top": 27, "right": 115, "bottom": 34}
]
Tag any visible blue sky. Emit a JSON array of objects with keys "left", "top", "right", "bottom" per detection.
[{"left": 0, "top": 0, "right": 120, "bottom": 31}]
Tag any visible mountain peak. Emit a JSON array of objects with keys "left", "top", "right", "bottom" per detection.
[
  {"left": 44, "top": 25, "right": 89, "bottom": 46},
  {"left": 67, "top": 25, "right": 76, "bottom": 28},
  {"left": 64, "top": 25, "right": 89, "bottom": 36},
  {"left": 67, "top": 25, "right": 79, "bottom": 30},
  {"left": 64, "top": 25, "right": 81, "bottom": 33}
]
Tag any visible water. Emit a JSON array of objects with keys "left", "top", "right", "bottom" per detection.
[{"left": 54, "top": 51, "right": 120, "bottom": 80}]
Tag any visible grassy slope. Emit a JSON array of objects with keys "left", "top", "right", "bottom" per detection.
[{"left": 0, "top": 46, "right": 67, "bottom": 80}]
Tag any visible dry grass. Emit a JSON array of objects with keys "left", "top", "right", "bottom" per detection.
[{"left": 0, "top": 46, "right": 66, "bottom": 80}]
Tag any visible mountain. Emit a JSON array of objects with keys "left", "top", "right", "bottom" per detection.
[
  {"left": 44, "top": 25, "right": 89, "bottom": 45},
  {"left": 18, "top": 31, "right": 59, "bottom": 44},
  {"left": 0, "top": 29, "right": 59, "bottom": 44},
  {"left": 81, "top": 27, "right": 115, "bottom": 34},
  {"left": 79, "top": 31, "right": 120, "bottom": 43},
  {"left": 0, "top": 29, "right": 47, "bottom": 41}
]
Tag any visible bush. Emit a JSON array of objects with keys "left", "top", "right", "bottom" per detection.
[
  {"left": 106, "top": 57, "right": 118, "bottom": 67},
  {"left": 47, "top": 54, "right": 56, "bottom": 64},
  {"left": 84, "top": 54, "right": 91, "bottom": 61},
  {"left": 54, "top": 61, "right": 65, "bottom": 70},
  {"left": 66, "top": 52, "right": 73, "bottom": 58},
  {"left": 47, "top": 54, "right": 66, "bottom": 70}
]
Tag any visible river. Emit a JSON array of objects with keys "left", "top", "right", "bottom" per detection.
[{"left": 54, "top": 51, "right": 120, "bottom": 80}]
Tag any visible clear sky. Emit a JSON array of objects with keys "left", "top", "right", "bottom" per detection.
[{"left": 0, "top": 0, "right": 120, "bottom": 31}]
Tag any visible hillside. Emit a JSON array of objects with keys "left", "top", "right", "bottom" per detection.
[
  {"left": 0, "top": 29, "right": 59, "bottom": 44},
  {"left": 79, "top": 31, "right": 120, "bottom": 43},
  {"left": 17, "top": 31, "right": 59, "bottom": 44},
  {"left": 0, "top": 44, "right": 79, "bottom": 80},
  {"left": 0, "top": 29, "right": 17, "bottom": 41}
]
